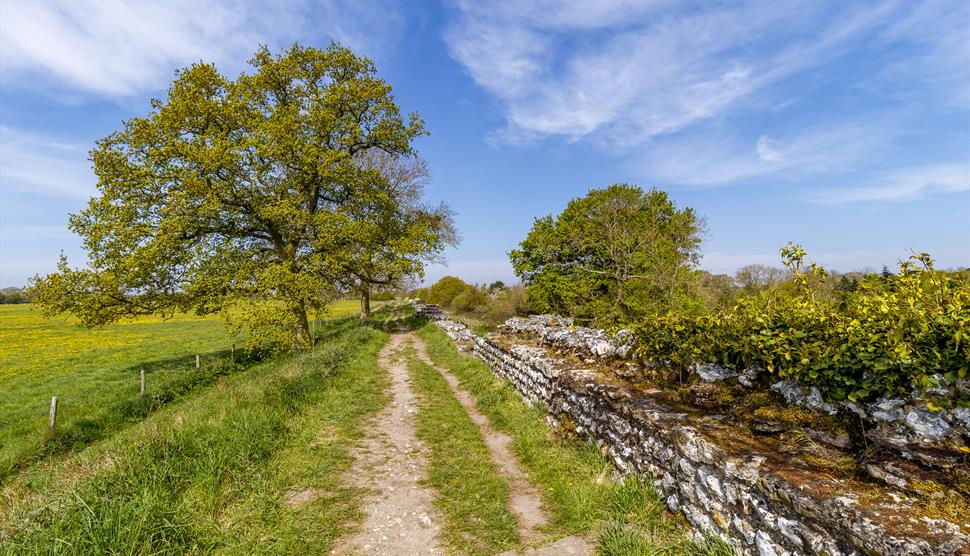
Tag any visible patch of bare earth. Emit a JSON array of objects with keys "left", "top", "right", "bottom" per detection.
[
  {"left": 411, "top": 333, "right": 592, "bottom": 555},
  {"left": 332, "top": 333, "right": 444, "bottom": 555}
]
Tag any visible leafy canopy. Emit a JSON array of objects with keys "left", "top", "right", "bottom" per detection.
[
  {"left": 510, "top": 184, "right": 703, "bottom": 326},
  {"left": 29, "top": 43, "right": 436, "bottom": 349}
]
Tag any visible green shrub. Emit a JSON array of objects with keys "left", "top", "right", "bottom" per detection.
[
  {"left": 635, "top": 247, "right": 969, "bottom": 404},
  {"left": 482, "top": 285, "right": 530, "bottom": 325},
  {"left": 426, "top": 276, "right": 472, "bottom": 308},
  {"left": 450, "top": 287, "right": 487, "bottom": 314}
]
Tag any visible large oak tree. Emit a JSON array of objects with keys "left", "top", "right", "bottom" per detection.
[{"left": 30, "top": 44, "right": 445, "bottom": 348}]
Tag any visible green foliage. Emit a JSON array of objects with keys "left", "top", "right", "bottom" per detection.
[
  {"left": 0, "top": 287, "right": 29, "bottom": 304},
  {"left": 734, "top": 264, "right": 789, "bottom": 294},
  {"left": 341, "top": 152, "right": 457, "bottom": 316},
  {"left": 636, "top": 246, "right": 970, "bottom": 403},
  {"left": 450, "top": 288, "right": 488, "bottom": 313},
  {"left": 425, "top": 275, "right": 472, "bottom": 308},
  {"left": 28, "top": 43, "right": 432, "bottom": 350},
  {"left": 412, "top": 287, "right": 430, "bottom": 300},
  {"left": 487, "top": 281, "right": 506, "bottom": 293},
  {"left": 510, "top": 184, "right": 704, "bottom": 326},
  {"left": 480, "top": 285, "right": 531, "bottom": 326}
]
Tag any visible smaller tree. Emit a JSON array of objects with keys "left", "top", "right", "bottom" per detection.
[
  {"left": 734, "top": 264, "right": 789, "bottom": 293},
  {"left": 338, "top": 151, "right": 457, "bottom": 316},
  {"left": 487, "top": 280, "right": 506, "bottom": 293},
  {"left": 510, "top": 184, "right": 704, "bottom": 325}
]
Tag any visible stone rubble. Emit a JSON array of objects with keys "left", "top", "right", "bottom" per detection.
[
  {"left": 413, "top": 302, "right": 447, "bottom": 321},
  {"left": 434, "top": 319, "right": 476, "bottom": 350}
]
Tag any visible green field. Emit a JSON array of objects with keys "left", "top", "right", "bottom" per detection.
[
  {"left": 0, "top": 301, "right": 367, "bottom": 481},
  {"left": 1, "top": 312, "right": 389, "bottom": 553}
]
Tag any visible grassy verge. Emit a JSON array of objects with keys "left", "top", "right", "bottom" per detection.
[
  {"left": 414, "top": 322, "right": 733, "bottom": 555},
  {"left": 407, "top": 354, "right": 519, "bottom": 555},
  {"left": 0, "top": 300, "right": 369, "bottom": 482},
  {"left": 0, "top": 315, "right": 390, "bottom": 554}
]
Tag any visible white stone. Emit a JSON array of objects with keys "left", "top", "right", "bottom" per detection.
[
  {"left": 703, "top": 472, "right": 724, "bottom": 498},
  {"left": 755, "top": 531, "right": 781, "bottom": 556},
  {"left": 777, "top": 517, "right": 803, "bottom": 548},
  {"left": 693, "top": 363, "right": 738, "bottom": 382},
  {"left": 904, "top": 407, "right": 950, "bottom": 440}
]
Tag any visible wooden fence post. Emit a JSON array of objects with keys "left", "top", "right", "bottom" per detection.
[
  {"left": 140, "top": 369, "right": 146, "bottom": 396},
  {"left": 195, "top": 354, "right": 200, "bottom": 368},
  {"left": 49, "top": 396, "right": 58, "bottom": 432}
]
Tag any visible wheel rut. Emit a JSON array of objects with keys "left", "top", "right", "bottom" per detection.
[
  {"left": 411, "top": 333, "right": 591, "bottom": 555},
  {"left": 335, "top": 316, "right": 590, "bottom": 555},
  {"left": 332, "top": 333, "right": 444, "bottom": 556}
]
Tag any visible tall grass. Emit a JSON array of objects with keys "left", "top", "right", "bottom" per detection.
[
  {"left": 0, "top": 301, "right": 371, "bottom": 482},
  {"left": 1, "top": 316, "right": 389, "bottom": 554},
  {"left": 0, "top": 305, "right": 237, "bottom": 480}
]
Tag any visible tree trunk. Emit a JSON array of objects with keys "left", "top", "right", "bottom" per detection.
[
  {"left": 292, "top": 301, "right": 311, "bottom": 350},
  {"left": 360, "top": 286, "right": 371, "bottom": 318}
]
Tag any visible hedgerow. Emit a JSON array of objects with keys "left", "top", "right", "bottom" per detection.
[{"left": 634, "top": 245, "right": 969, "bottom": 404}]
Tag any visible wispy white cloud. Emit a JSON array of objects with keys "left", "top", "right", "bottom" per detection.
[
  {"left": 446, "top": 1, "right": 970, "bottom": 206},
  {"left": 813, "top": 165, "right": 970, "bottom": 203},
  {"left": 877, "top": 1, "right": 970, "bottom": 109},
  {"left": 0, "top": 126, "right": 95, "bottom": 198},
  {"left": 444, "top": 0, "right": 927, "bottom": 145},
  {"left": 0, "top": 0, "right": 405, "bottom": 98},
  {"left": 636, "top": 119, "right": 897, "bottom": 186}
]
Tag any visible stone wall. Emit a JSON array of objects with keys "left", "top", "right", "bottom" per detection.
[{"left": 427, "top": 311, "right": 968, "bottom": 556}]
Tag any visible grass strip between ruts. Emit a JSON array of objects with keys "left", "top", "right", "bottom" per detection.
[{"left": 407, "top": 351, "right": 520, "bottom": 555}]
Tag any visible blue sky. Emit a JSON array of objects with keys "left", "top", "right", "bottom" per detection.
[{"left": 1, "top": 0, "right": 968, "bottom": 288}]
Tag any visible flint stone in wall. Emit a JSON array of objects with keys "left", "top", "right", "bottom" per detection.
[
  {"left": 691, "top": 363, "right": 738, "bottom": 382},
  {"left": 413, "top": 302, "right": 447, "bottom": 320},
  {"left": 500, "top": 315, "right": 640, "bottom": 360},
  {"left": 434, "top": 319, "right": 476, "bottom": 349},
  {"left": 738, "top": 366, "right": 763, "bottom": 387},
  {"left": 770, "top": 380, "right": 837, "bottom": 415},
  {"left": 865, "top": 396, "right": 967, "bottom": 459}
]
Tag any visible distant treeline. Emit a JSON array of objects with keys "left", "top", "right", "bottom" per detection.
[{"left": 0, "top": 287, "right": 30, "bottom": 304}]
